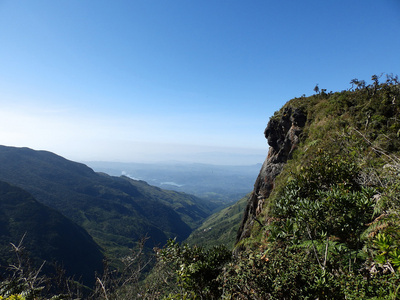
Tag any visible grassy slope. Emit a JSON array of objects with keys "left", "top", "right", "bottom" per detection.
[{"left": 185, "top": 194, "right": 249, "bottom": 249}]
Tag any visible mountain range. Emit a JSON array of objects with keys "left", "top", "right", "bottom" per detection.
[{"left": 0, "top": 145, "right": 226, "bottom": 284}]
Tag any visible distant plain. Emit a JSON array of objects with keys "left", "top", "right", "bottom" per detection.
[{"left": 85, "top": 161, "right": 262, "bottom": 204}]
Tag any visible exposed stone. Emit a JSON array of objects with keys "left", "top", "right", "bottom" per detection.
[{"left": 236, "top": 107, "right": 307, "bottom": 245}]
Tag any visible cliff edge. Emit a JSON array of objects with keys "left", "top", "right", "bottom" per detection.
[{"left": 236, "top": 106, "right": 307, "bottom": 244}]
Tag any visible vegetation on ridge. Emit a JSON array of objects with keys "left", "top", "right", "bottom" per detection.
[
  {"left": 221, "top": 74, "right": 400, "bottom": 299},
  {"left": 156, "top": 74, "right": 400, "bottom": 299}
]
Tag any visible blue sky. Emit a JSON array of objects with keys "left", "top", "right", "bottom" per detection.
[{"left": 0, "top": 0, "right": 399, "bottom": 164}]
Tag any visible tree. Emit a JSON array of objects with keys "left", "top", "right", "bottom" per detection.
[{"left": 314, "top": 84, "right": 320, "bottom": 94}]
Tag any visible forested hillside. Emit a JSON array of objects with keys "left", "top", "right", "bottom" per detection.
[
  {"left": 0, "top": 146, "right": 218, "bottom": 259},
  {"left": 0, "top": 181, "right": 103, "bottom": 286}
]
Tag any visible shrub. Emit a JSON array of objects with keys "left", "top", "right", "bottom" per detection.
[{"left": 156, "top": 239, "right": 232, "bottom": 299}]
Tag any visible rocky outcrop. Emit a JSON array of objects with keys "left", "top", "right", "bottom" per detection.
[{"left": 236, "top": 106, "right": 307, "bottom": 244}]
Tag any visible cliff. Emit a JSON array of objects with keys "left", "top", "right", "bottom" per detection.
[
  {"left": 222, "top": 76, "right": 400, "bottom": 298},
  {"left": 236, "top": 74, "right": 400, "bottom": 251},
  {"left": 236, "top": 106, "right": 307, "bottom": 243}
]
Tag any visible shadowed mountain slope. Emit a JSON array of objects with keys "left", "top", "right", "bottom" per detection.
[
  {"left": 0, "top": 146, "right": 216, "bottom": 257},
  {"left": 0, "top": 181, "right": 103, "bottom": 286}
]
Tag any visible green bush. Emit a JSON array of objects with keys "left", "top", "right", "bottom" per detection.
[{"left": 156, "top": 239, "right": 231, "bottom": 299}]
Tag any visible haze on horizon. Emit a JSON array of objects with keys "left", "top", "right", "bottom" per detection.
[{"left": 0, "top": 1, "right": 399, "bottom": 165}]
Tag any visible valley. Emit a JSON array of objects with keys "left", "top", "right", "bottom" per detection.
[
  {"left": 84, "top": 161, "right": 261, "bottom": 204},
  {"left": 0, "top": 145, "right": 254, "bottom": 289},
  {"left": 0, "top": 146, "right": 244, "bottom": 260}
]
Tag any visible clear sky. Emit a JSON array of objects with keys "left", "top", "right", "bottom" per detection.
[{"left": 0, "top": 0, "right": 399, "bottom": 165}]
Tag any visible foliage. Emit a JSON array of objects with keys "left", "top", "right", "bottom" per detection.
[
  {"left": 90, "top": 236, "right": 156, "bottom": 300},
  {"left": 219, "top": 150, "right": 400, "bottom": 298},
  {"left": 155, "top": 239, "right": 232, "bottom": 299},
  {"left": 221, "top": 246, "right": 345, "bottom": 299},
  {"left": 0, "top": 236, "right": 78, "bottom": 300},
  {"left": 0, "top": 235, "right": 162, "bottom": 300},
  {"left": 0, "top": 295, "right": 25, "bottom": 300},
  {"left": 271, "top": 152, "right": 376, "bottom": 248}
]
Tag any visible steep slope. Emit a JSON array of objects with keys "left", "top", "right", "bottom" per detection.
[
  {"left": 237, "top": 75, "right": 400, "bottom": 247},
  {"left": 236, "top": 106, "right": 306, "bottom": 244},
  {"left": 0, "top": 146, "right": 215, "bottom": 257},
  {"left": 185, "top": 194, "right": 249, "bottom": 249},
  {"left": 223, "top": 75, "right": 400, "bottom": 298},
  {"left": 123, "top": 177, "right": 219, "bottom": 229},
  {"left": 0, "top": 181, "right": 103, "bottom": 286}
]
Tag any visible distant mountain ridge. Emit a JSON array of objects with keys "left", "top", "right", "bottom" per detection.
[
  {"left": 85, "top": 161, "right": 261, "bottom": 203},
  {"left": 0, "top": 145, "right": 218, "bottom": 259}
]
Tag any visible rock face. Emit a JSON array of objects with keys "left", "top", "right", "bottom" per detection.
[{"left": 236, "top": 107, "right": 307, "bottom": 244}]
